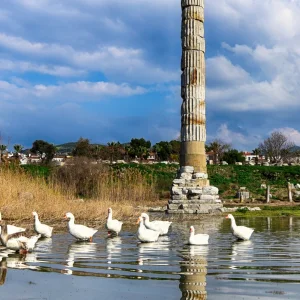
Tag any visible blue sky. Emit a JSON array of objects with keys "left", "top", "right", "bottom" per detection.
[{"left": 1, "top": 0, "right": 300, "bottom": 150}]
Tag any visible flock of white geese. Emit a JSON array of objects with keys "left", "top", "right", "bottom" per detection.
[{"left": 0, "top": 209, "right": 254, "bottom": 254}]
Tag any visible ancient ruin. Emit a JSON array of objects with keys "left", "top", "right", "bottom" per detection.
[{"left": 167, "top": 0, "right": 222, "bottom": 214}]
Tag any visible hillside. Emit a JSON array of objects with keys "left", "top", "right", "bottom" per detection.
[
  {"left": 56, "top": 142, "right": 77, "bottom": 154},
  {"left": 56, "top": 142, "right": 105, "bottom": 154}
]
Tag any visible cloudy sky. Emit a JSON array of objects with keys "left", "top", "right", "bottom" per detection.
[{"left": 1, "top": 0, "right": 300, "bottom": 150}]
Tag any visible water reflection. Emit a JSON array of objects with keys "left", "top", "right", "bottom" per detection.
[
  {"left": 63, "top": 242, "right": 97, "bottom": 275},
  {"left": 179, "top": 246, "right": 208, "bottom": 300},
  {"left": 107, "top": 236, "right": 122, "bottom": 264},
  {"left": 230, "top": 240, "right": 253, "bottom": 263},
  {"left": 1, "top": 217, "right": 300, "bottom": 299},
  {"left": 0, "top": 258, "right": 7, "bottom": 285}
]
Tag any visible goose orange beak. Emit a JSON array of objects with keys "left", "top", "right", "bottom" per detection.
[
  {"left": 136, "top": 217, "right": 141, "bottom": 224},
  {"left": 225, "top": 215, "right": 229, "bottom": 219}
]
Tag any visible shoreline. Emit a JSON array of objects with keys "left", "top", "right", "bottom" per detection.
[{"left": 3, "top": 202, "right": 300, "bottom": 230}]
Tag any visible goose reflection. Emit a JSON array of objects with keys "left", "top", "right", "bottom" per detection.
[
  {"left": 179, "top": 245, "right": 208, "bottom": 300},
  {"left": 229, "top": 240, "right": 253, "bottom": 271},
  {"left": 0, "top": 258, "right": 7, "bottom": 286},
  {"left": 137, "top": 240, "right": 170, "bottom": 276},
  {"left": 107, "top": 236, "right": 122, "bottom": 264},
  {"left": 35, "top": 237, "right": 53, "bottom": 253},
  {"left": 0, "top": 252, "right": 39, "bottom": 272},
  {"left": 63, "top": 242, "right": 97, "bottom": 275}
]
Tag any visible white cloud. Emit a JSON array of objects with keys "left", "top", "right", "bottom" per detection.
[
  {"left": 0, "top": 80, "right": 146, "bottom": 102},
  {"left": 0, "top": 59, "right": 85, "bottom": 77},
  {"left": 0, "top": 33, "right": 177, "bottom": 84},
  {"left": 207, "top": 56, "right": 251, "bottom": 84},
  {"left": 210, "top": 124, "right": 261, "bottom": 150},
  {"left": 272, "top": 127, "right": 300, "bottom": 145}
]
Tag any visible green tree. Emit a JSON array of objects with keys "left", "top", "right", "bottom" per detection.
[
  {"left": 0, "top": 144, "right": 7, "bottom": 163},
  {"left": 129, "top": 138, "right": 151, "bottom": 160},
  {"left": 31, "top": 140, "right": 56, "bottom": 163},
  {"left": 13, "top": 144, "right": 23, "bottom": 158},
  {"left": 72, "top": 138, "right": 93, "bottom": 157},
  {"left": 153, "top": 141, "right": 172, "bottom": 161},
  {"left": 222, "top": 149, "right": 245, "bottom": 164},
  {"left": 207, "top": 139, "right": 231, "bottom": 164},
  {"left": 169, "top": 140, "right": 180, "bottom": 162}
]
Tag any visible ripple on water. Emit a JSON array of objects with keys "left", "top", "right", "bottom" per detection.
[{"left": 1, "top": 216, "right": 300, "bottom": 299}]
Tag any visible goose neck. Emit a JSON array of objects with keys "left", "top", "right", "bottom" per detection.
[
  {"left": 230, "top": 217, "right": 237, "bottom": 229},
  {"left": 0, "top": 227, "right": 8, "bottom": 246},
  {"left": 68, "top": 217, "right": 75, "bottom": 227}
]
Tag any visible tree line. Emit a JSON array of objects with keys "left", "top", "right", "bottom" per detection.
[{"left": 0, "top": 130, "right": 299, "bottom": 165}]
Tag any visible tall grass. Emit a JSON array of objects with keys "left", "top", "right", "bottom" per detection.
[{"left": 0, "top": 160, "right": 159, "bottom": 225}]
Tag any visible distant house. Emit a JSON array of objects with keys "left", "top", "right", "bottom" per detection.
[
  {"left": 242, "top": 151, "right": 266, "bottom": 164},
  {"left": 242, "top": 152, "right": 257, "bottom": 162},
  {"left": 28, "top": 154, "right": 42, "bottom": 164},
  {"left": 52, "top": 154, "right": 70, "bottom": 166},
  {"left": 52, "top": 155, "right": 67, "bottom": 163},
  {"left": 206, "top": 151, "right": 215, "bottom": 165},
  {"left": 147, "top": 152, "right": 157, "bottom": 162}
]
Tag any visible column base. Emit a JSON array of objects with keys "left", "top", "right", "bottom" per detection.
[{"left": 168, "top": 165, "right": 223, "bottom": 214}]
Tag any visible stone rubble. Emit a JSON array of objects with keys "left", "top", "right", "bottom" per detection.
[
  {"left": 221, "top": 206, "right": 261, "bottom": 213},
  {"left": 168, "top": 165, "right": 223, "bottom": 214}
]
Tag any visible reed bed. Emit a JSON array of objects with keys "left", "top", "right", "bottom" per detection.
[{"left": 0, "top": 160, "right": 160, "bottom": 228}]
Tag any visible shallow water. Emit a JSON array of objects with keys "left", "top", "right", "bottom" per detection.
[{"left": 1, "top": 216, "right": 300, "bottom": 299}]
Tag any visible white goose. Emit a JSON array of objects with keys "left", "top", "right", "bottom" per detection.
[
  {"left": 226, "top": 214, "right": 254, "bottom": 240},
  {"left": 0, "top": 212, "right": 26, "bottom": 238},
  {"left": 33, "top": 211, "right": 53, "bottom": 238},
  {"left": 106, "top": 208, "right": 123, "bottom": 236},
  {"left": 140, "top": 213, "right": 172, "bottom": 235},
  {"left": 0, "top": 222, "right": 40, "bottom": 254},
  {"left": 65, "top": 212, "right": 98, "bottom": 242},
  {"left": 137, "top": 216, "right": 160, "bottom": 243},
  {"left": 188, "top": 226, "right": 209, "bottom": 245}
]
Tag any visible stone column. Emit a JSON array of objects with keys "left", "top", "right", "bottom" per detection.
[
  {"left": 180, "top": 0, "right": 206, "bottom": 174},
  {"left": 180, "top": 252, "right": 207, "bottom": 299},
  {"left": 167, "top": 0, "right": 222, "bottom": 214}
]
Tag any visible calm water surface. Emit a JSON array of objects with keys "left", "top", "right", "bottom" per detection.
[{"left": 1, "top": 216, "right": 300, "bottom": 299}]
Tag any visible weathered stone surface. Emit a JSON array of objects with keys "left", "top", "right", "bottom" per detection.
[
  {"left": 188, "top": 196, "right": 201, "bottom": 200},
  {"left": 173, "top": 178, "right": 186, "bottom": 185},
  {"left": 169, "top": 199, "right": 186, "bottom": 204},
  {"left": 171, "top": 194, "right": 187, "bottom": 200},
  {"left": 168, "top": 204, "right": 180, "bottom": 210},
  {"left": 200, "top": 195, "right": 215, "bottom": 201},
  {"left": 182, "top": 5, "right": 204, "bottom": 22},
  {"left": 294, "top": 191, "right": 300, "bottom": 197},
  {"left": 221, "top": 206, "right": 261, "bottom": 213},
  {"left": 180, "top": 172, "right": 193, "bottom": 180},
  {"left": 193, "top": 172, "right": 208, "bottom": 179},
  {"left": 182, "top": 0, "right": 204, "bottom": 9},
  {"left": 172, "top": 187, "right": 183, "bottom": 195},
  {"left": 167, "top": 209, "right": 185, "bottom": 214},
  {"left": 180, "top": 166, "right": 194, "bottom": 173},
  {"left": 202, "top": 186, "right": 218, "bottom": 195},
  {"left": 189, "top": 189, "right": 202, "bottom": 195},
  {"left": 183, "top": 209, "right": 195, "bottom": 214},
  {"left": 148, "top": 206, "right": 167, "bottom": 212}
]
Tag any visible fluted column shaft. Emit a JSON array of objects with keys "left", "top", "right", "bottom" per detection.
[{"left": 180, "top": 0, "right": 207, "bottom": 173}]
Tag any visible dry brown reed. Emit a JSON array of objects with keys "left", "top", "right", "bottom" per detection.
[{"left": 0, "top": 161, "right": 160, "bottom": 228}]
